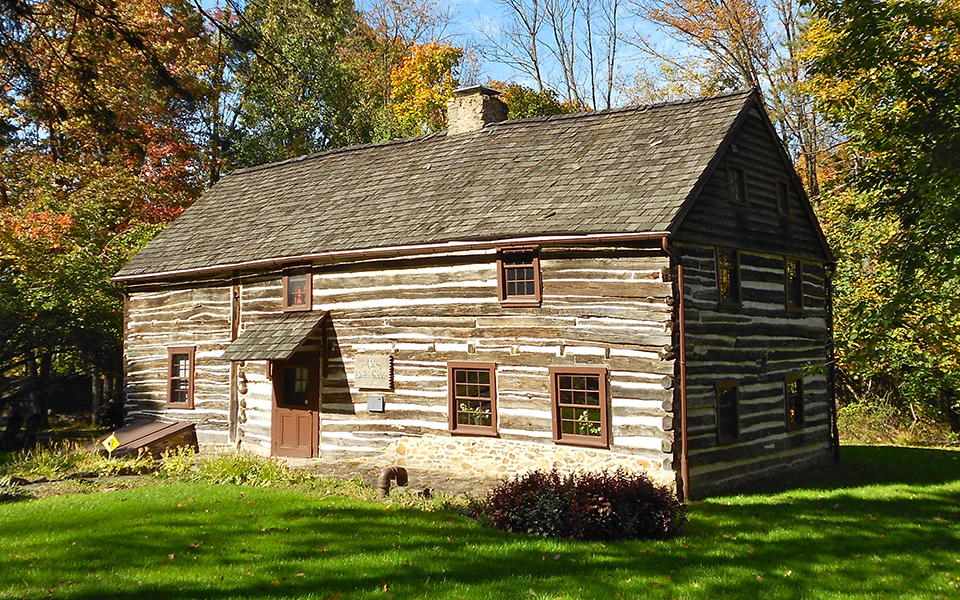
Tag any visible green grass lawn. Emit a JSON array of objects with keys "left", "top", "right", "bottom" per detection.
[{"left": 1, "top": 445, "right": 959, "bottom": 600}]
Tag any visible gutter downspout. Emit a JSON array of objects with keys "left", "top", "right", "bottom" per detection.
[
  {"left": 662, "top": 237, "right": 690, "bottom": 502},
  {"left": 825, "top": 262, "right": 841, "bottom": 462}
]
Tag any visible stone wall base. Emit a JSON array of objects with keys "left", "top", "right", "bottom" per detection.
[{"left": 382, "top": 434, "right": 676, "bottom": 489}]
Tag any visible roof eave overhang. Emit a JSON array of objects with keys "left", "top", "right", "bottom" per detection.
[{"left": 112, "top": 231, "right": 673, "bottom": 286}]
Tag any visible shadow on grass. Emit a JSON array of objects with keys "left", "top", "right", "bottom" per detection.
[
  {"left": 0, "top": 445, "right": 958, "bottom": 600},
  {"left": 732, "top": 444, "right": 960, "bottom": 497}
]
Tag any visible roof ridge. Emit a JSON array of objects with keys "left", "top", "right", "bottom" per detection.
[
  {"left": 221, "top": 89, "right": 755, "bottom": 179},
  {"left": 223, "top": 131, "right": 447, "bottom": 178},
  {"left": 486, "top": 88, "right": 756, "bottom": 129}
]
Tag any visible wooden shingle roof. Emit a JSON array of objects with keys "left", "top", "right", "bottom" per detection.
[
  {"left": 116, "top": 90, "right": 757, "bottom": 281},
  {"left": 220, "top": 311, "right": 328, "bottom": 361}
]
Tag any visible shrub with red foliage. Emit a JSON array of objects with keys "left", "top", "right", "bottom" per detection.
[{"left": 473, "top": 468, "right": 685, "bottom": 541}]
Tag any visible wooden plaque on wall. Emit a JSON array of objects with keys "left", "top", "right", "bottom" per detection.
[{"left": 354, "top": 354, "right": 393, "bottom": 390}]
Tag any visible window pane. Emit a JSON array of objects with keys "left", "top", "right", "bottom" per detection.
[
  {"left": 171, "top": 354, "right": 188, "bottom": 378},
  {"left": 729, "top": 168, "right": 745, "bottom": 203},
  {"left": 716, "top": 384, "right": 739, "bottom": 441},
  {"left": 502, "top": 252, "right": 537, "bottom": 299},
  {"left": 786, "top": 259, "right": 803, "bottom": 309},
  {"left": 717, "top": 249, "right": 740, "bottom": 304},
  {"left": 286, "top": 273, "right": 309, "bottom": 307},
  {"left": 451, "top": 366, "right": 495, "bottom": 430},
  {"left": 778, "top": 180, "right": 790, "bottom": 214}
]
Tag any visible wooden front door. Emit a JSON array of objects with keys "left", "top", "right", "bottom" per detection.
[{"left": 271, "top": 353, "right": 319, "bottom": 458}]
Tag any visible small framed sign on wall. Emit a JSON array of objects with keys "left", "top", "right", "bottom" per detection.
[{"left": 354, "top": 354, "right": 393, "bottom": 390}]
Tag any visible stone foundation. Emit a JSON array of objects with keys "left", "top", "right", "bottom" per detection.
[{"left": 381, "top": 434, "right": 676, "bottom": 488}]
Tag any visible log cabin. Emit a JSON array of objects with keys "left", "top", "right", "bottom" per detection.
[{"left": 113, "top": 87, "right": 838, "bottom": 499}]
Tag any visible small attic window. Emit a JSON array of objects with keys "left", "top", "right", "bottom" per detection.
[
  {"left": 776, "top": 178, "right": 791, "bottom": 216},
  {"left": 728, "top": 167, "right": 747, "bottom": 205},
  {"left": 283, "top": 269, "right": 312, "bottom": 312},
  {"left": 497, "top": 248, "right": 541, "bottom": 307}
]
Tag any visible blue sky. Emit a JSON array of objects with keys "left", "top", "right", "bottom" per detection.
[{"left": 422, "top": 0, "right": 668, "bottom": 105}]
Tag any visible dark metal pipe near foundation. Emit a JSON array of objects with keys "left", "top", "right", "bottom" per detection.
[{"left": 377, "top": 466, "right": 408, "bottom": 499}]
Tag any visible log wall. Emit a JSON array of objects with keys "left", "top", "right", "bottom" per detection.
[
  {"left": 678, "top": 243, "right": 833, "bottom": 496},
  {"left": 123, "top": 287, "right": 233, "bottom": 446},
  {"left": 230, "top": 247, "right": 677, "bottom": 479}
]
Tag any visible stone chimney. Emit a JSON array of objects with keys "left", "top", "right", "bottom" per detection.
[{"left": 446, "top": 85, "right": 509, "bottom": 135}]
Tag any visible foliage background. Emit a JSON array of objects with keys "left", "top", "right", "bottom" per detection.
[{"left": 2, "top": 0, "right": 959, "bottom": 436}]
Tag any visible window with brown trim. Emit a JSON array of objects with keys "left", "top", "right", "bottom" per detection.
[
  {"left": 785, "top": 375, "right": 804, "bottom": 430},
  {"left": 715, "top": 382, "right": 739, "bottom": 444},
  {"left": 550, "top": 366, "right": 609, "bottom": 448},
  {"left": 448, "top": 362, "right": 498, "bottom": 436},
  {"left": 728, "top": 167, "right": 747, "bottom": 205},
  {"left": 283, "top": 269, "right": 312, "bottom": 312},
  {"left": 776, "top": 178, "right": 791, "bottom": 216},
  {"left": 785, "top": 258, "right": 803, "bottom": 311},
  {"left": 716, "top": 247, "right": 741, "bottom": 306},
  {"left": 167, "top": 346, "right": 196, "bottom": 408},
  {"left": 280, "top": 365, "right": 311, "bottom": 408},
  {"left": 497, "top": 248, "right": 541, "bottom": 306}
]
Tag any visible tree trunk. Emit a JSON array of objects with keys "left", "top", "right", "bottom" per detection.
[
  {"left": 91, "top": 370, "right": 103, "bottom": 426},
  {"left": 39, "top": 353, "right": 52, "bottom": 379}
]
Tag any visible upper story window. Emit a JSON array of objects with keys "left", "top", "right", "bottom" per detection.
[
  {"left": 785, "top": 258, "right": 803, "bottom": 311},
  {"left": 716, "top": 247, "right": 741, "bottom": 306},
  {"left": 167, "top": 346, "right": 196, "bottom": 409},
  {"left": 785, "top": 375, "right": 804, "bottom": 430},
  {"left": 550, "top": 366, "right": 609, "bottom": 448},
  {"left": 283, "top": 269, "right": 312, "bottom": 312},
  {"left": 715, "top": 381, "right": 739, "bottom": 444},
  {"left": 448, "top": 362, "right": 498, "bottom": 437},
  {"left": 728, "top": 166, "right": 747, "bottom": 205},
  {"left": 776, "top": 178, "right": 791, "bottom": 216},
  {"left": 497, "top": 248, "right": 541, "bottom": 307}
]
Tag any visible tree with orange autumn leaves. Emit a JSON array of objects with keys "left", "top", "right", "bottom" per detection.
[
  {"left": 387, "top": 42, "right": 463, "bottom": 137},
  {"left": 1, "top": 0, "right": 211, "bottom": 401},
  {"left": 0, "top": 0, "right": 465, "bottom": 404}
]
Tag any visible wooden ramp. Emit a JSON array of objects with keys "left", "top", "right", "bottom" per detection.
[{"left": 93, "top": 420, "right": 198, "bottom": 457}]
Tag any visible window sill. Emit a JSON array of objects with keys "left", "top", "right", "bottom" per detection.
[
  {"left": 499, "top": 299, "right": 542, "bottom": 308},
  {"left": 450, "top": 427, "right": 499, "bottom": 438},
  {"left": 553, "top": 437, "right": 609, "bottom": 450},
  {"left": 283, "top": 304, "right": 313, "bottom": 313}
]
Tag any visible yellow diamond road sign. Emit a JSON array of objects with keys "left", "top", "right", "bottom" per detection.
[{"left": 102, "top": 433, "right": 121, "bottom": 453}]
